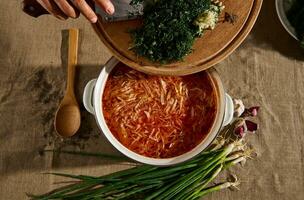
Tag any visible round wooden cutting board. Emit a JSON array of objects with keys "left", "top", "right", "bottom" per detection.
[{"left": 92, "top": 0, "right": 263, "bottom": 76}]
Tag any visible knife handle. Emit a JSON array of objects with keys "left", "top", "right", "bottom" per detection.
[{"left": 23, "top": 0, "right": 49, "bottom": 18}]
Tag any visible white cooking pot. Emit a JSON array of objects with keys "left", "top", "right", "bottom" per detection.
[{"left": 83, "top": 57, "right": 234, "bottom": 166}]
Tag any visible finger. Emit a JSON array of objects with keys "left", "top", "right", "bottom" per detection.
[
  {"left": 95, "top": 0, "right": 114, "bottom": 15},
  {"left": 67, "top": 0, "right": 80, "bottom": 18},
  {"left": 53, "top": 0, "right": 78, "bottom": 18},
  {"left": 37, "top": 0, "right": 68, "bottom": 20},
  {"left": 72, "top": 0, "right": 97, "bottom": 23}
]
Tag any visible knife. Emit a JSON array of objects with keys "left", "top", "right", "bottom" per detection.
[{"left": 22, "top": 0, "right": 143, "bottom": 21}]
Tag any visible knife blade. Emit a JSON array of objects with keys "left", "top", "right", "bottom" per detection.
[{"left": 96, "top": 0, "right": 143, "bottom": 22}]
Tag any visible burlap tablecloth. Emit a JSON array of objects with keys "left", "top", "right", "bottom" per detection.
[{"left": 0, "top": 0, "right": 303, "bottom": 199}]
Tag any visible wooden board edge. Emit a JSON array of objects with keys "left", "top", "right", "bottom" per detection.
[{"left": 92, "top": 0, "right": 263, "bottom": 76}]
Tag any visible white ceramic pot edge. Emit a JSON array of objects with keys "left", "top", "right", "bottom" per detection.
[{"left": 83, "top": 58, "right": 234, "bottom": 166}]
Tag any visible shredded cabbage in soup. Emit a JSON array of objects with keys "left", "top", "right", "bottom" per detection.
[{"left": 102, "top": 63, "right": 217, "bottom": 158}]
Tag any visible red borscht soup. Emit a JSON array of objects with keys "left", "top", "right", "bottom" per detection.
[{"left": 102, "top": 63, "right": 217, "bottom": 158}]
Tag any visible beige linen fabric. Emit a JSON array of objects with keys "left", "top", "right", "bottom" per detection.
[{"left": 0, "top": 0, "right": 303, "bottom": 199}]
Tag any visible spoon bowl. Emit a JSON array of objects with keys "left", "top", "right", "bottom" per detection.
[{"left": 55, "top": 102, "right": 81, "bottom": 137}]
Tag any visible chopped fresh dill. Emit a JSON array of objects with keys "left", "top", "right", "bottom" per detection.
[{"left": 130, "top": 0, "right": 225, "bottom": 63}]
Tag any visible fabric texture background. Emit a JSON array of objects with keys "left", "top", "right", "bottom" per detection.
[{"left": 0, "top": 0, "right": 303, "bottom": 199}]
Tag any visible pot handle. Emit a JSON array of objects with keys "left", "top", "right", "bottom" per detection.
[
  {"left": 223, "top": 93, "right": 234, "bottom": 126},
  {"left": 83, "top": 79, "right": 97, "bottom": 115}
]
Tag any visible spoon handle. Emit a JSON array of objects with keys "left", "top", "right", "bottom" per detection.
[{"left": 66, "top": 29, "right": 79, "bottom": 97}]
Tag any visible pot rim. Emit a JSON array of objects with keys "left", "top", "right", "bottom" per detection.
[{"left": 92, "top": 57, "right": 226, "bottom": 166}]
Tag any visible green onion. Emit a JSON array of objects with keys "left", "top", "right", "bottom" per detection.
[
  {"left": 44, "top": 150, "right": 128, "bottom": 161},
  {"left": 192, "top": 179, "right": 240, "bottom": 200},
  {"left": 28, "top": 141, "right": 252, "bottom": 200}
]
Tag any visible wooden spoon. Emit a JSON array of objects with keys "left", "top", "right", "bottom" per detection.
[{"left": 54, "top": 29, "right": 81, "bottom": 137}]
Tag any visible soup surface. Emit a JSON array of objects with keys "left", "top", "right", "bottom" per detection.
[{"left": 102, "top": 63, "right": 218, "bottom": 158}]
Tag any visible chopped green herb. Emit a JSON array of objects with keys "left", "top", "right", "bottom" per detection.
[{"left": 130, "top": 0, "right": 212, "bottom": 63}]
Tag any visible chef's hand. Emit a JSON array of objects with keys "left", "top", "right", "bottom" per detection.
[{"left": 36, "top": 0, "right": 114, "bottom": 23}]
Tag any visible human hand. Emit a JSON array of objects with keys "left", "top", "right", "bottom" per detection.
[{"left": 36, "top": 0, "right": 114, "bottom": 23}]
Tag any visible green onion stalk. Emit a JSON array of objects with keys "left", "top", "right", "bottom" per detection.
[{"left": 27, "top": 139, "right": 254, "bottom": 200}]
